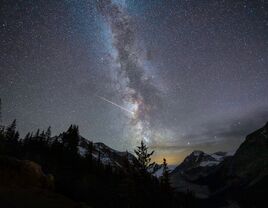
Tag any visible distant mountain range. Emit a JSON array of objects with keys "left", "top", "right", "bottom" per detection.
[
  {"left": 80, "top": 138, "right": 137, "bottom": 168},
  {"left": 49, "top": 134, "right": 138, "bottom": 169}
]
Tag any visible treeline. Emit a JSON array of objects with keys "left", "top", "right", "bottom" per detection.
[{"left": 0, "top": 120, "right": 196, "bottom": 208}]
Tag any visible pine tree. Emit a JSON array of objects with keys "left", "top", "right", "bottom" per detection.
[
  {"left": 5, "top": 119, "right": 17, "bottom": 141},
  {"left": 0, "top": 98, "right": 2, "bottom": 123},
  {"left": 45, "top": 126, "right": 51, "bottom": 139},
  {"left": 3, "top": 119, "right": 19, "bottom": 156},
  {"left": 123, "top": 151, "right": 130, "bottom": 169},
  {"left": 85, "top": 141, "right": 93, "bottom": 160},
  {"left": 24, "top": 132, "right": 31, "bottom": 143},
  {"left": 0, "top": 125, "right": 4, "bottom": 136},
  {"left": 97, "top": 150, "right": 101, "bottom": 165},
  {"left": 63, "top": 125, "right": 79, "bottom": 154},
  {"left": 0, "top": 99, "right": 4, "bottom": 135},
  {"left": 160, "top": 158, "right": 172, "bottom": 193},
  {"left": 134, "top": 140, "right": 156, "bottom": 173},
  {"left": 40, "top": 130, "right": 45, "bottom": 138},
  {"left": 14, "top": 131, "right": 20, "bottom": 141}
]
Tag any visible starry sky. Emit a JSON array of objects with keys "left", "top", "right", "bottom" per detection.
[{"left": 1, "top": 0, "right": 267, "bottom": 164}]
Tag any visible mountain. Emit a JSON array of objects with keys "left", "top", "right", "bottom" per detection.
[
  {"left": 50, "top": 135, "right": 137, "bottom": 170},
  {"left": 207, "top": 122, "right": 268, "bottom": 207},
  {"left": 224, "top": 121, "right": 268, "bottom": 181},
  {"left": 84, "top": 140, "right": 136, "bottom": 167},
  {"left": 172, "top": 151, "right": 228, "bottom": 180},
  {"left": 170, "top": 150, "right": 230, "bottom": 198},
  {"left": 170, "top": 121, "right": 268, "bottom": 207}
]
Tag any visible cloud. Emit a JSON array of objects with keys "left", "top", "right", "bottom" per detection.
[
  {"left": 151, "top": 107, "right": 268, "bottom": 151},
  {"left": 199, "top": 108, "right": 268, "bottom": 140}
]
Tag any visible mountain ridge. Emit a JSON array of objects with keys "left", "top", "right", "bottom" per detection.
[{"left": 170, "top": 121, "right": 268, "bottom": 207}]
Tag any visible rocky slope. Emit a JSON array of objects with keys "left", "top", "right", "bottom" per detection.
[
  {"left": 80, "top": 137, "right": 137, "bottom": 168},
  {"left": 51, "top": 135, "right": 137, "bottom": 170},
  {"left": 0, "top": 156, "right": 54, "bottom": 189},
  {"left": 0, "top": 156, "right": 88, "bottom": 208},
  {"left": 225, "top": 122, "right": 268, "bottom": 181},
  {"left": 170, "top": 121, "right": 268, "bottom": 207},
  {"left": 209, "top": 122, "right": 268, "bottom": 207}
]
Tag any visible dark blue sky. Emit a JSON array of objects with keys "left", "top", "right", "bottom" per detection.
[{"left": 1, "top": 0, "right": 267, "bottom": 163}]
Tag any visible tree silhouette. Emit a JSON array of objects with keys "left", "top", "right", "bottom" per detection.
[
  {"left": 34, "top": 129, "right": 40, "bottom": 138},
  {"left": 0, "top": 119, "right": 187, "bottom": 208},
  {"left": 160, "top": 158, "right": 172, "bottom": 192},
  {"left": 62, "top": 125, "right": 79, "bottom": 155},
  {"left": 134, "top": 140, "right": 156, "bottom": 173},
  {"left": 45, "top": 126, "right": 51, "bottom": 139},
  {"left": 0, "top": 98, "right": 3, "bottom": 128},
  {"left": 5, "top": 119, "right": 18, "bottom": 142},
  {"left": 85, "top": 141, "right": 93, "bottom": 164}
]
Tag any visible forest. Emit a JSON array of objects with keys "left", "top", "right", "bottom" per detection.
[{"left": 0, "top": 119, "right": 196, "bottom": 208}]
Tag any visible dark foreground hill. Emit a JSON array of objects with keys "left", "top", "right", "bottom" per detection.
[
  {"left": 209, "top": 122, "right": 268, "bottom": 207},
  {"left": 0, "top": 155, "right": 88, "bottom": 208}
]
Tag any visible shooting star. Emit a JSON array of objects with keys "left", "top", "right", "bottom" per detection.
[{"left": 96, "top": 95, "right": 134, "bottom": 115}]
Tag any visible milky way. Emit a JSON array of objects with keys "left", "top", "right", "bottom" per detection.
[
  {"left": 0, "top": 0, "right": 267, "bottom": 163},
  {"left": 97, "top": 0, "right": 163, "bottom": 143}
]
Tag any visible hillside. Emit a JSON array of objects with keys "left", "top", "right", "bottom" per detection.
[
  {"left": 0, "top": 155, "right": 87, "bottom": 208},
  {"left": 170, "top": 121, "right": 268, "bottom": 207}
]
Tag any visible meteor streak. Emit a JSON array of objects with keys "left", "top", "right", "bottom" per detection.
[{"left": 97, "top": 95, "right": 134, "bottom": 115}]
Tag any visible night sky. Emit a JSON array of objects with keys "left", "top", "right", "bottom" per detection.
[{"left": 1, "top": 0, "right": 267, "bottom": 164}]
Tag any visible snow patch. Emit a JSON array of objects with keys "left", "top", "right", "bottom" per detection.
[
  {"left": 78, "top": 146, "right": 87, "bottom": 157},
  {"left": 211, "top": 154, "right": 224, "bottom": 161},
  {"left": 193, "top": 151, "right": 203, "bottom": 157},
  {"left": 100, "top": 157, "right": 113, "bottom": 165},
  {"left": 199, "top": 161, "right": 220, "bottom": 167}
]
